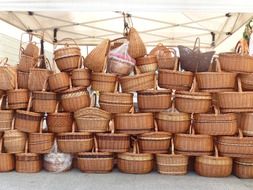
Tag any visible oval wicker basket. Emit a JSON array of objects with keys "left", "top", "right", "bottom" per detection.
[
  {"left": 57, "top": 122, "right": 93, "bottom": 153},
  {"left": 7, "top": 88, "right": 29, "bottom": 110},
  {"left": 117, "top": 141, "right": 153, "bottom": 174},
  {"left": 17, "top": 54, "right": 37, "bottom": 72},
  {"left": 48, "top": 72, "right": 70, "bottom": 92},
  {"left": 23, "top": 41, "right": 39, "bottom": 58},
  {"left": 91, "top": 72, "right": 117, "bottom": 93},
  {"left": 72, "top": 58, "right": 90, "bottom": 88},
  {"left": 0, "top": 138, "right": 15, "bottom": 172},
  {"left": 156, "top": 139, "right": 188, "bottom": 175},
  {"left": 77, "top": 137, "right": 114, "bottom": 173},
  {"left": 219, "top": 53, "right": 253, "bottom": 73},
  {"left": 136, "top": 54, "right": 157, "bottom": 73},
  {"left": 217, "top": 78, "right": 253, "bottom": 113},
  {"left": 17, "top": 71, "right": 29, "bottom": 89},
  {"left": 174, "top": 125, "right": 214, "bottom": 156},
  {"left": 0, "top": 96, "right": 14, "bottom": 132},
  {"left": 233, "top": 158, "right": 253, "bottom": 178},
  {"left": 240, "top": 113, "right": 253, "bottom": 137},
  {"left": 217, "top": 129, "right": 253, "bottom": 158},
  {"left": 194, "top": 106, "right": 238, "bottom": 136},
  {"left": 0, "top": 57, "right": 16, "bottom": 91},
  {"left": 240, "top": 73, "right": 253, "bottom": 91},
  {"left": 114, "top": 109, "right": 154, "bottom": 135},
  {"left": 28, "top": 68, "right": 53, "bottom": 91}
]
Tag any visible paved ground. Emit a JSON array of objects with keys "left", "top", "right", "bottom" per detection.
[{"left": 0, "top": 169, "right": 252, "bottom": 190}]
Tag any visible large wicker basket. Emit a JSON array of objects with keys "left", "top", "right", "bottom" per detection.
[
  {"left": 91, "top": 72, "right": 117, "bottom": 93},
  {"left": 48, "top": 72, "right": 70, "bottom": 92},
  {"left": 0, "top": 138, "right": 15, "bottom": 172},
  {"left": 0, "top": 96, "right": 14, "bottom": 132},
  {"left": 7, "top": 86, "right": 29, "bottom": 110},
  {"left": 17, "top": 54, "right": 37, "bottom": 72},
  {"left": 136, "top": 54, "right": 157, "bottom": 73},
  {"left": 233, "top": 158, "right": 253, "bottom": 178},
  {"left": 28, "top": 68, "right": 53, "bottom": 91},
  {"left": 0, "top": 57, "right": 16, "bottom": 90}
]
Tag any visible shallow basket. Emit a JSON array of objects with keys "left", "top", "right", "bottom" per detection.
[
  {"left": 28, "top": 68, "right": 53, "bottom": 91},
  {"left": 72, "top": 68, "right": 90, "bottom": 88},
  {"left": 91, "top": 72, "right": 117, "bottom": 92},
  {"left": 48, "top": 72, "right": 70, "bottom": 92},
  {"left": 32, "top": 91, "right": 57, "bottom": 113},
  {"left": 16, "top": 153, "right": 42, "bottom": 173},
  {"left": 233, "top": 158, "right": 253, "bottom": 178},
  {"left": 7, "top": 89, "right": 29, "bottom": 110},
  {"left": 240, "top": 113, "right": 253, "bottom": 136},
  {"left": 136, "top": 54, "right": 158, "bottom": 73}
]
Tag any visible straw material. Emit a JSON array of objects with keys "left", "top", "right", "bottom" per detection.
[
  {"left": 17, "top": 71, "right": 29, "bottom": 89},
  {"left": 85, "top": 39, "right": 110, "bottom": 72},
  {"left": 241, "top": 113, "right": 253, "bottom": 136},
  {"left": 0, "top": 64, "right": 16, "bottom": 91},
  {"left": 32, "top": 91, "right": 57, "bottom": 113},
  {"left": 240, "top": 73, "right": 253, "bottom": 91},
  {"left": 7, "top": 89, "right": 29, "bottom": 110},
  {"left": 219, "top": 53, "right": 253, "bottom": 73},
  {"left": 137, "top": 89, "right": 172, "bottom": 112},
  {"left": 48, "top": 72, "right": 70, "bottom": 92},
  {"left": 0, "top": 153, "right": 15, "bottom": 172},
  {"left": 72, "top": 68, "right": 90, "bottom": 88},
  {"left": 15, "top": 153, "right": 42, "bottom": 173},
  {"left": 3, "top": 129, "right": 27, "bottom": 153},
  {"left": 29, "top": 131, "right": 54, "bottom": 154},
  {"left": 0, "top": 110, "right": 13, "bottom": 132},
  {"left": 136, "top": 55, "right": 157, "bottom": 73},
  {"left": 17, "top": 54, "right": 37, "bottom": 72},
  {"left": 91, "top": 72, "right": 117, "bottom": 92},
  {"left": 28, "top": 68, "right": 53, "bottom": 91},
  {"left": 234, "top": 158, "right": 253, "bottom": 178},
  {"left": 127, "top": 28, "right": 147, "bottom": 59},
  {"left": 23, "top": 42, "right": 39, "bottom": 58}
]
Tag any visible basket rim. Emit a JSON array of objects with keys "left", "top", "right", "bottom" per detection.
[
  {"left": 77, "top": 152, "right": 113, "bottom": 156},
  {"left": 158, "top": 69, "right": 193, "bottom": 76},
  {"left": 100, "top": 92, "right": 133, "bottom": 98},
  {"left": 175, "top": 133, "right": 212, "bottom": 139},
  {"left": 196, "top": 72, "right": 237, "bottom": 76},
  {"left": 138, "top": 131, "right": 172, "bottom": 138},
  {"left": 16, "top": 110, "right": 42, "bottom": 117},
  {"left": 138, "top": 89, "right": 172, "bottom": 95},
  {"left": 115, "top": 112, "right": 153, "bottom": 117},
  {"left": 33, "top": 91, "right": 56, "bottom": 96},
  {"left": 7, "top": 89, "right": 28, "bottom": 93},
  {"left": 91, "top": 72, "right": 117, "bottom": 77},
  {"left": 176, "top": 91, "right": 211, "bottom": 97},
  {"left": 219, "top": 52, "right": 253, "bottom": 59},
  {"left": 47, "top": 112, "right": 73, "bottom": 117},
  {"left": 57, "top": 131, "right": 92, "bottom": 136},
  {"left": 119, "top": 71, "right": 155, "bottom": 80},
  {"left": 156, "top": 111, "right": 191, "bottom": 118},
  {"left": 61, "top": 87, "right": 86, "bottom": 94},
  {"left": 16, "top": 153, "right": 40, "bottom": 157},
  {"left": 118, "top": 152, "right": 154, "bottom": 160},
  {"left": 54, "top": 46, "right": 80, "bottom": 54},
  {"left": 96, "top": 132, "right": 129, "bottom": 137}
]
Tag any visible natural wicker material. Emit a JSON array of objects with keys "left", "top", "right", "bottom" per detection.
[
  {"left": 119, "top": 67, "right": 155, "bottom": 93},
  {"left": 57, "top": 122, "right": 93, "bottom": 153},
  {"left": 72, "top": 66, "right": 90, "bottom": 88},
  {"left": 240, "top": 113, "right": 253, "bottom": 136},
  {"left": 15, "top": 96, "right": 42, "bottom": 133},
  {"left": 17, "top": 54, "right": 37, "bottom": 72},
  {"left": 155, "top": 102, "right": 191, "bottom": 134},
  {"left": 28, "top": 68, "right": 53, "bottom": 91},
  {"left": 7, "top": 88, "right": 29, "bottom": 110},
  {"left": 48, "top": 72, "right": 70, "bottom": 92},
  {"left": 219, "top": 53, "right": 253, "bottom": 73},
  {"left": 29, "top": 119, "right": 54, "bottom": 154},
  {"left": 77, "top": 137, "right": 114, "bottom": 173},
  {"left": 174, "top": 125, "right": 213, "bottom": 156},
  {"left": 91, "top": 72, "right": 117, "bottom": 92},
  {"left": 195, "top": 145, "right": 232, "bottom": 177},
  {"left": 15, "top": 141, "right": 42, "bottom": 173},
  {"left": 194, "top": 106, "right": 238, "bottom": 136},
  {"left": 136, "top": 54, "right": 157, "bottom": 73},
  {"left": 156, "top": 139, "right": 188, "bottom": 175},
  {"left": 138, "top": 121, "right": 172, "bottom": 153},
  {"left": 217, "top": 129, "right": 253, "bottom": 158},
  {"left": 23, "top": 42, "right": 39, "bottom": 58},
  {"left": 0, "top": 138, "right": 15, "bottom": 172},
  {"left": 175, "top": 78, "right": 212, "bottom": 113},
  {"left": 115, "top": 110, "right": 154, "bottom": 135},
  {"left": 158, "top": 60, "right": 193, "bottom": 91},
  {"left": 217, "top": 78, "right": 253, "bottom": 113},
  {"left": 0, "top": 97, "right": 13, "bottom": 132},
  {"left": 85, "top": 39, "right": 110, "bottom": 72},
  {"left": 47, "top": 102, "right": 73, "bottom": 133},
  {"left": 233, "top": 158, "right": 253, "bottom": 178},
  {"left": 240, "top": 73, "right": 253, "bottom": 91},
  {"left": 17, "top": 71, "right": 29, "bottom": 89},
  {"left": 196, "top": 59, "right": 237, "bottom": 92},
  {"left": 0, "top": 58, "right": 16, "bottom": 90},
  {"left": 127, "top": 27, "right": 147, "bottom": 59}
]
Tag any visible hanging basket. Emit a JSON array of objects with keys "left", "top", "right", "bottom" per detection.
[
  {"left": 0, "top": 57, "right": 17, "bottom": 91},
  {"left": 233, "top": 158, "right": 253, "bottom": 178},
  {"left": 0, "top": 96, "right": 14, "bottom": 132},
  {"left": 23, "top": 41, "right": 39, "bottom": 58},
  {"left": 0, "top": 138, "right": 15, "bottom": 172},
  {"left": 136, "top": 54, "right": 158, "bottom": 73},
  {"left": 72, "top": 57, "right": 91, "bottom": 88}
]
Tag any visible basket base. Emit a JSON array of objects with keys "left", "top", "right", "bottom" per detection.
[{"left": 175, "top": 150, "right": 212, "bottom": 156}]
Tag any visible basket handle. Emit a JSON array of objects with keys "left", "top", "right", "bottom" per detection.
[
  {"left": 213, "top": 105, "right": 220, "bottom": 116},
  {"left": 154, "top": 120, "right": 159, "bottom": 132},
  {"left": 171, "top": 138, "right": 175, "bottom": 155},
  {"left": 54, "top": 102, "right": 60, "bottom": 113},
  {"left": 0, "top": 138, "right": 3, "bottom": 153},
  {"left": 193, "top": 37, "right": 200, "bottom": 51},
  {"left": 110, "top": 37, "right": 127, "bottom": 43},
  {"left": 0, "top": 57, "right": 8, "bottom": 66},
  {"left": 39, "top": 118, "right": 44, "bottom": 134},
  {"left": 55, "top": 38, "right": 79, "bottom": 47},
  {"left": 109, "top": 119, "right": 115, "bottom": 134},
  {"left": 42, "top": 78, "right": 48, "bottom": 92},
  {"left": 90, "top": 92, "right": 97, "bottom": 107},
  {"left": 113, "top": 80, "right": 119, "bottom": 92},
  {"left": 77, "top": 56, "right": 85, "bottom": 69},
  {"left": 94, "top": 137, "right": 99, "bottom": 153},
  {"left": 71, "top": 122, "right": 76, "bottom": 133},
  {"left": 130, "top": 106, "right": 135, "bottom": 114},
  {"left": 215, "top": 58, "right": 222, "bottom": 72},
  {"left": 134, "top": 66, "right": 141, "bottom": 75},
  {"left": 45, "top": 58, "right": 53, "bottom": 71},
  {"left": 214, "top": 145, "right": 219, "bottom": 158},
  {"left": 238, "top": 129, "right": 243, "bottom": 139},
  {"left": 69, "top": 77, "right": 73, "bottom": 90},
  {"left": 0, "top": 96, "right": 4, "bottom": 110},
  {"left": 171, "top": 101, "right": 176, "bottom": 113},
  {"left": 11, "top": 118, "right": 15, "bottom": 130},
  {"left": 189, "top": 77, "right": 197, "bottom": 93},
  {"left": 237, "top": 77, "right": 243, "bottom": 93},
  {"left": 24, "top": 140, "right": 28, "bottom": 154},
  {"left": 173, "top": 58, "right": 179, "bottom": 71},
  {"left": 26, "top": 94, "right": 32, "bottom": 112}
]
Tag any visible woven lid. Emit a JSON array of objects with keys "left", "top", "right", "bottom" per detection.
[
  {"left": 118, "top": 152, "right": 153, "bottom": 161},
  {"left": 136, "top": 54, "right": 157, "bottom": 65}
]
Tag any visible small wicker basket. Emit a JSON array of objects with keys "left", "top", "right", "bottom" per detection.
[
  {"left": 48, "top": 72, "right": 70, "bottom": 92},
  {"left": 240, "top": 113, "right": 253, "bottom": 137},
  {"left": 0, "top": 96, "right": 14, "bottom": 132},
  {"left": 233, "top": 158, "right": 253, "bottom": 178},
  {"left": 72, "top": 57, "right": 91, "bottom": 88},
  {"left": 0, "top": 138, "right": 15, "bottom": 172},
  {"left": 0, "top": 57, "right": 16, "bottom": 91},
  {"left": 136, "top": 54, "right": 158, "bottom": 73}
]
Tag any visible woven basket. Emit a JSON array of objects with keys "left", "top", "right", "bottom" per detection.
[
  {"left": 194, "top": 106, "right": 238, "bottom": 136},
  {"left": 119, "top": 67, "right": 155, "bottom": 93},
  {"left": 7, "top": 86, "right": 29, "bottom": 110},
  {"left": 240, "top": 73, "right": 253, "bottom": 91},
  {"left": 15, "top": 96, "right": 42, "bottom": 133},
  {"left": 77, "top": 137, "right": 114, "bottom": 173},
  {"left": 54, "top": 38, "right": 81, "bottom": 72},
  {"left": 196, "top": 59, "right": 237, "bottom": 92},
  {"left": 156, "top": 139, "right": 188, "bottom": 175},
  {"left": 48, "top": 72, "right": 70, "bottom": 92},
  {"left": 17, "top": 71, "right": 29, "bottom": 89},
  {"left": 3, "top": 120, "right": 27, "bottom": 153},
  {"left": 23, "top": 41, "right": 39, "bottom": 58},
  {"left": 233, "top": 158, "right": 253, "bottom": 178},
  {"left": 240, "top": 113, "right": 253, "bottom": 136},
  {"left": 195, "top": 146, "right": 232, "bottom": 177},
  {"left": 217, "top": 129, "right": 253, "bottom": 158},
  {"left": 85, "top": 39, "right": 110, "bottom": 72},
  {"left": 127, "top": 27, "right": 147, "bottom": 59},
  {"left": 29, "top": 118, "right": 54, "bottom": 154},
  {"left": 115, "top": 109, "right": 154, "bottom": 135},
  {"left": 91, "top": 72, "right": 117, "bottom": 93},
  {"left": 28, "top": 68, "right": 53, "bottom": 91},
  {"left": 136, "top": 54, "right": 157, "bottom": 73},
  {"left": 219, "top": 53, "right": 253, "bottom": 73},
  {"left": 138, "top": 121, "right": 172, "bottom": 153},
  {"left": 217, "top": 78, "right": 253, "bottom": 113},
  {"left": 17, "top": 54, "right": 37, "bottom": 72},
  {"left": 72, "top": 58, "right": 90, "bottom": 88},
  {"left": 155, "top": 102, "right": 191, "bottom": 134},
  {"left": 15, "top": 141, "right": 42, "bottom": 173},
  {"left": 0, "top": 58, "right": 16, "bottom": 90},
  {"left": 175, "top": 78, "right": 212, "bottom": 113},
  {"left": 0, "top": 138, "right": 15, "bottom": 172},
  {"left": 174, "top": 125, "right": 213, "bottom": 156},
  {"left": 0, "top": 97, "right": 13, "bottom": 132},
  {"left": 47, "top": 102, "right": 73, "bottom": 133},
  {"left": 57, "top": 122, "right": 93, "bottom": 153},
  {"left": 158, "top": 60, "right": 193, "bottom": 91}
]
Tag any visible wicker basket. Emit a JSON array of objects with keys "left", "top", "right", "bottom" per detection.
[
  {"left": 57, "top": 122, "right": 93, "bottom": 153},
  {"left": 155, "top": 102, "right": 191, "bottom": 134},
  {"left": 217, "top": 78, "right": 253, "bottom": 113},
  {"left": 47, "top": 102, "right": 73, "bottom": 133},
  {"left": 233, "top": 158, "right": 253, "bottom": 178},
  {"left": 158, "top": 60, "right": 193, "bottom": 91},
  {"left": 240, "top": 113, "right": 253, "bottom": 136},
  {"left": 195, "top": 145, "right": 232, "bottom": 177},
  {"left": 17, "top": 71, "right": 29, "bottom": 89},
  {"left": 0, "top": 138, "right": 15, "bottom": 172},
  {"left": 15, "top": 141, "right": 42, "bottom": 173},
  {"left": 29, "top": 118, "right": 54, "bottom": 154},
  {"left": 196, "top": 59, "right": 237, "bottom": 92},
  {"left": 119, "top": 67, "right": 155, "bottom": 93},
  {"left": 127, "top": 27, "right": 147, "bottom": 59},
  {"left": 219, "top": 53, "right": 253, "bottom": 73},
  {"left": 54, "top": 38, "right": 81, "bottom": 72},
  {"left": 17, "top": 54, "right": 37, "bottom": 72},
  {"left": 175, "top": 78, "right": 212, "bottom": 113},
  {"left": 0, "top": 57, "right": 16, "bottom": 90},
  {"left": 156, "top": 139, "right": 188, "bottom": 175},
  {"left": 194, "top": 106, "right": 238, "bottom": 136},
  {"left": 91, "top": 72, "right": 117, "bottom": 93},
  {"left": 72, "top": 58, "right": 90, "bottom": 88},
  {"left": 114, "top": 109, "right": 154, "bottom": 135},
  {"left": 136, "top": 54, "right": 157, "bottom": 73},
  {"left": 174, "top": 125, "right": 214, "bottom": 156},
  {"left": 15, "top": 96, "right": 42, "bottom": 133},
  {"left": 240, "top": 73, "right": 253, "bottom": 91},
  {"left": 217, "top": 129, "right": 253, "bottom": 158},
  {"left": 138, "top": 120, "right": 172, "bottom": 153},
  {"left": 0, "top": 96, "right": 14, "bottom": 132},
  {"left": 77, "top": 137, "right": 114, "bottom": 173},
  {"left": 48, "top": 72, "right": 70, "bottom": 92},
  {"left": 28, "top": 68, "right": 53, "bottom": 91},
  {"left": 23, "top": 41, "right": 39, "bottom": 58},
  {"left": 85, "top": 39, "right": 110, "bottom": 72}
]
